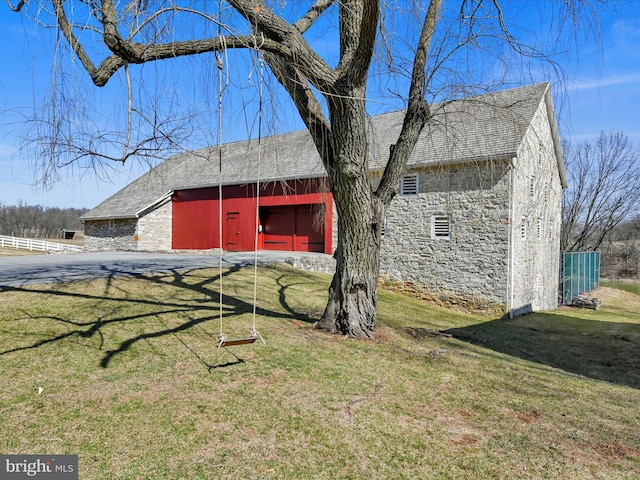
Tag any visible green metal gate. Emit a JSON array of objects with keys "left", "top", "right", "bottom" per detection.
[{"left": 562, "top": 251, "right": 601, "bottom": 305}]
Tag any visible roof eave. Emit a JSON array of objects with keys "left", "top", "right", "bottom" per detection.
[
  {"left": 135, "top": 190, "right": 174, "bottom": 217},
  {"left": 80, "top": 214, "right": 139, "bottom": 222},
  {"left": 544, "top": 86, "right": 568, "bottom": 189},
  {"left": 171, "top": 172, "right": 329, "bottom": 191},
  {"left": 399, "top": 153, "right": 517, "bottom": 172}
]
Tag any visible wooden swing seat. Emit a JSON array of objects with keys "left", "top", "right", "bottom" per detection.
[
  {"left": 216, "top": 331, "right": 261, "bottom": 349},
  {"left": 217, "top": 336, "right": 258, "bottom": 348}
]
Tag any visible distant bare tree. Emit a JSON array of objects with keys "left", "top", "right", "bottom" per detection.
[
  {"left": 601, "top": 215, "right": 640, "bottom": 278},
  {"left": 0, "top": 202, "right": 86, "bottom": 238},
  {"left": 561, "top": 132, "right": 640, "bottom": 253}
]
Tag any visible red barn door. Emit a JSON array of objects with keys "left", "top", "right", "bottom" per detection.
[
  {"left": 294, "top": 205, "right": 325, "bottom": 252},
  {"left": 224, "top": 211, "right": 242, "bottom": 251},
  {"left": 262, "top": 206, "right": 294, "bottom": 250},
  {"left": 172, "top": 189, "right": 218, "bottom": 249},
  {"left": 261, "top": 204, "right": 324, "bottom": 252}
]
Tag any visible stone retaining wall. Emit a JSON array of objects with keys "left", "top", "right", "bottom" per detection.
[{"left": 285, "top": 254, "right": 336, "bottom": 275}]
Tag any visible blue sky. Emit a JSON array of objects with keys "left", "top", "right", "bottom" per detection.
[{"left": 1, "top": 2, "right": 639, "bottom": 210}]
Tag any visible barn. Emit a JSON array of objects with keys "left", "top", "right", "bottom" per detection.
[
  {"left": 81, "top": 126, "right": 334, "bottom": 255},
  {"left": 81, "top": 83, "right": 566, "bottom": 316}
]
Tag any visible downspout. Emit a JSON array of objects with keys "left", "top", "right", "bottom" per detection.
[{"left": 508, "top": 157, "right": 517, "bottom": 319}]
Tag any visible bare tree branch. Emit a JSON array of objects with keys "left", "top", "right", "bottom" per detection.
[
  {"left": 264, "top": 52, "right": 334, "bottom": 174},
  {"left": 52, "top": 0, "right": 125, "bottom": 87},
  {"left": 52, "top": 0, "right": 337, "bottom": 89},
  {"left": 376, "top": 0, "right": 441, "bottom": 204},
  {"left": 6, "top": 0, "right": 25, "bottom": 12},
  {"left": 335, "top": 0, "right": 378, "bottom": 86},
  {"left": 228, "top": 0, "right": 337, "bottom": 88},
  {"left": 294, "top": 0, "right": 335, "bottom": 33}
]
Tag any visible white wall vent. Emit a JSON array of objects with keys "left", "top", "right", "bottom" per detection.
[
  {"left": 432, "top": 215, "right": 451, "bottom": 240},
  {"left": 400, "top": 174, "right": 419, "bottom": 196}
]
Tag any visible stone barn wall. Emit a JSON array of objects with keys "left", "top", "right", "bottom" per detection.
[
  {"left": 378, "top": 161, "right": 511, "bottom": 312},
  {"left": 83, "top": 197, "right": 172, "bottom": 252},
  {"left": 509, "top": 98, "right": 563, "bottom": 314},
  {"left": 136, "top": 199, "right": 172, "bottom": 251},
  {"left": 84, "top": 218, "right": 138, "bottom": 251}
]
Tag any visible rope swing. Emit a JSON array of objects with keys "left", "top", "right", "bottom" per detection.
[{"left": 215, "top": 40, "right": 266, "bottom": 352}]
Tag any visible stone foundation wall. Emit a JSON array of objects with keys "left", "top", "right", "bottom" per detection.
[
  {"left": 380, "top": 279, "right": 507, "bottom": 316},
  {"left": 285, "top": 253, "right": 336, "bottom": 275},
  {"left": 84, "top": 218, "right": 138, "bottom": 251}
]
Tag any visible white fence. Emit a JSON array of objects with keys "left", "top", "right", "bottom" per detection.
[{"left": 0, "top": 235, "right": 83, "bottom": 253}]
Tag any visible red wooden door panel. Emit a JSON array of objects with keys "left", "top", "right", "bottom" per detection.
[
  {"left": 262, "top": 206, "right": 294, "bottom": 250},
  {"left": 294, "top": 205, "right": 325, "bottom": 252},
  {"left": 225, "top": 211, "right": 242, "bottom": 251}
]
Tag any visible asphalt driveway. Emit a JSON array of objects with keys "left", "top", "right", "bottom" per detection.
[{"left": 0, "top": 251, "right": 308, "bottom": 287}]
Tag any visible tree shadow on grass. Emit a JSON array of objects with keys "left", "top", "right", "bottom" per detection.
[
  {"left": 0, "top": 265, "right": 304, "bottom": 369},
  {"left": 274, "top": 272, "right": 325, "bottom": 324},
  {"left": 443, "top": 310, "right": 640, "bottom": 390}
]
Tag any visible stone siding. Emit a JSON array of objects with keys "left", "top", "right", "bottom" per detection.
[
  {"left": 510, "top": 97, "right": 563, "bottom": 313},
  {"left": 369, "top": 97, "right": 563, "bottom": 315},
  {"left": 285, "top": 253, "right": 336, "bottom": 275},
  {"left": 136, "top": 199, "right": 172, "bottom": 251},
  {"left": 84, "top": 218, "right": 138, "bottom": 251},
  {"left": 83, "top": 197, "right": 173, "bottom": 252},
  {"left": 379, "top": 161, "right": 511, "bottom": 310}
]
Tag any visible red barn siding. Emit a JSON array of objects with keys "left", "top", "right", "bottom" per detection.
[
  {"left": 172, "top": 188, "right": 219, "bottom": 249},
  {"left": 172, "top": 178, "right": 333, "bottom": 253}
]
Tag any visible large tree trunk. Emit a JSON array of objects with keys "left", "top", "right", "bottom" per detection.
[
  {"left": 312, "top": 0, "right": 386, "bottom": 339},
  {"left": 315, "top": 197, "right": 383, "bottom": 339},
  {"left": 315, "top": 89, "right": 384, "bottom": 339}
]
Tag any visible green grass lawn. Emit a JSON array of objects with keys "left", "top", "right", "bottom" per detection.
[
  {"left": 601, "top": 279, "right": 640, "bottom": 296},
  {"left": 1, "top": 264, "right": 639, "bottom": 479},
  {"left": 0, "top": 247, "right": 46, "bottom": 256}
]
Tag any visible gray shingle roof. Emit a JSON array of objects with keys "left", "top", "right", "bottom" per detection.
[{"left": 81, "top": 82, "right": 560, "bottom": 221}]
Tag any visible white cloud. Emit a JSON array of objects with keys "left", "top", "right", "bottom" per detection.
[
  {"left": 570, "top": 73, "right": 640, "bottom": 91},
  {"left": 612, "top": 19, "right": 640, "bottom": 40}
]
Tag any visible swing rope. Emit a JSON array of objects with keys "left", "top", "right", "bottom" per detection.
[
  {"left": 215, "top": 36, "right": 265, "bottom": 351},
  {"left": 250, "top": 48, "right": 265, "bottom": 340},
  {"left": 216, "top": 35, "right": 228, "bottom": 342}
]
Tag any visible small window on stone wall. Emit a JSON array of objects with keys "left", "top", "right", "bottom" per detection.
[
  {"left": 400, "top": 174, "right": 419, "bottom": 196},
  {"left": 432, "top": 215, "right": 451, "bottom": 240},
  {"left": 530, "top": 175, "right": 536, "bottom": 196},
  {"left": 108, "top": 219, "right": 115, "bottom": 230},
  {"left": 538, "top": 142, "right": 544, "bottom": 166},
  {"left": 380, "top": 217, "right": 387, "bottom": 239},
  {"left": 521, "top": 217, "right": 527, "bottom": 240}
]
